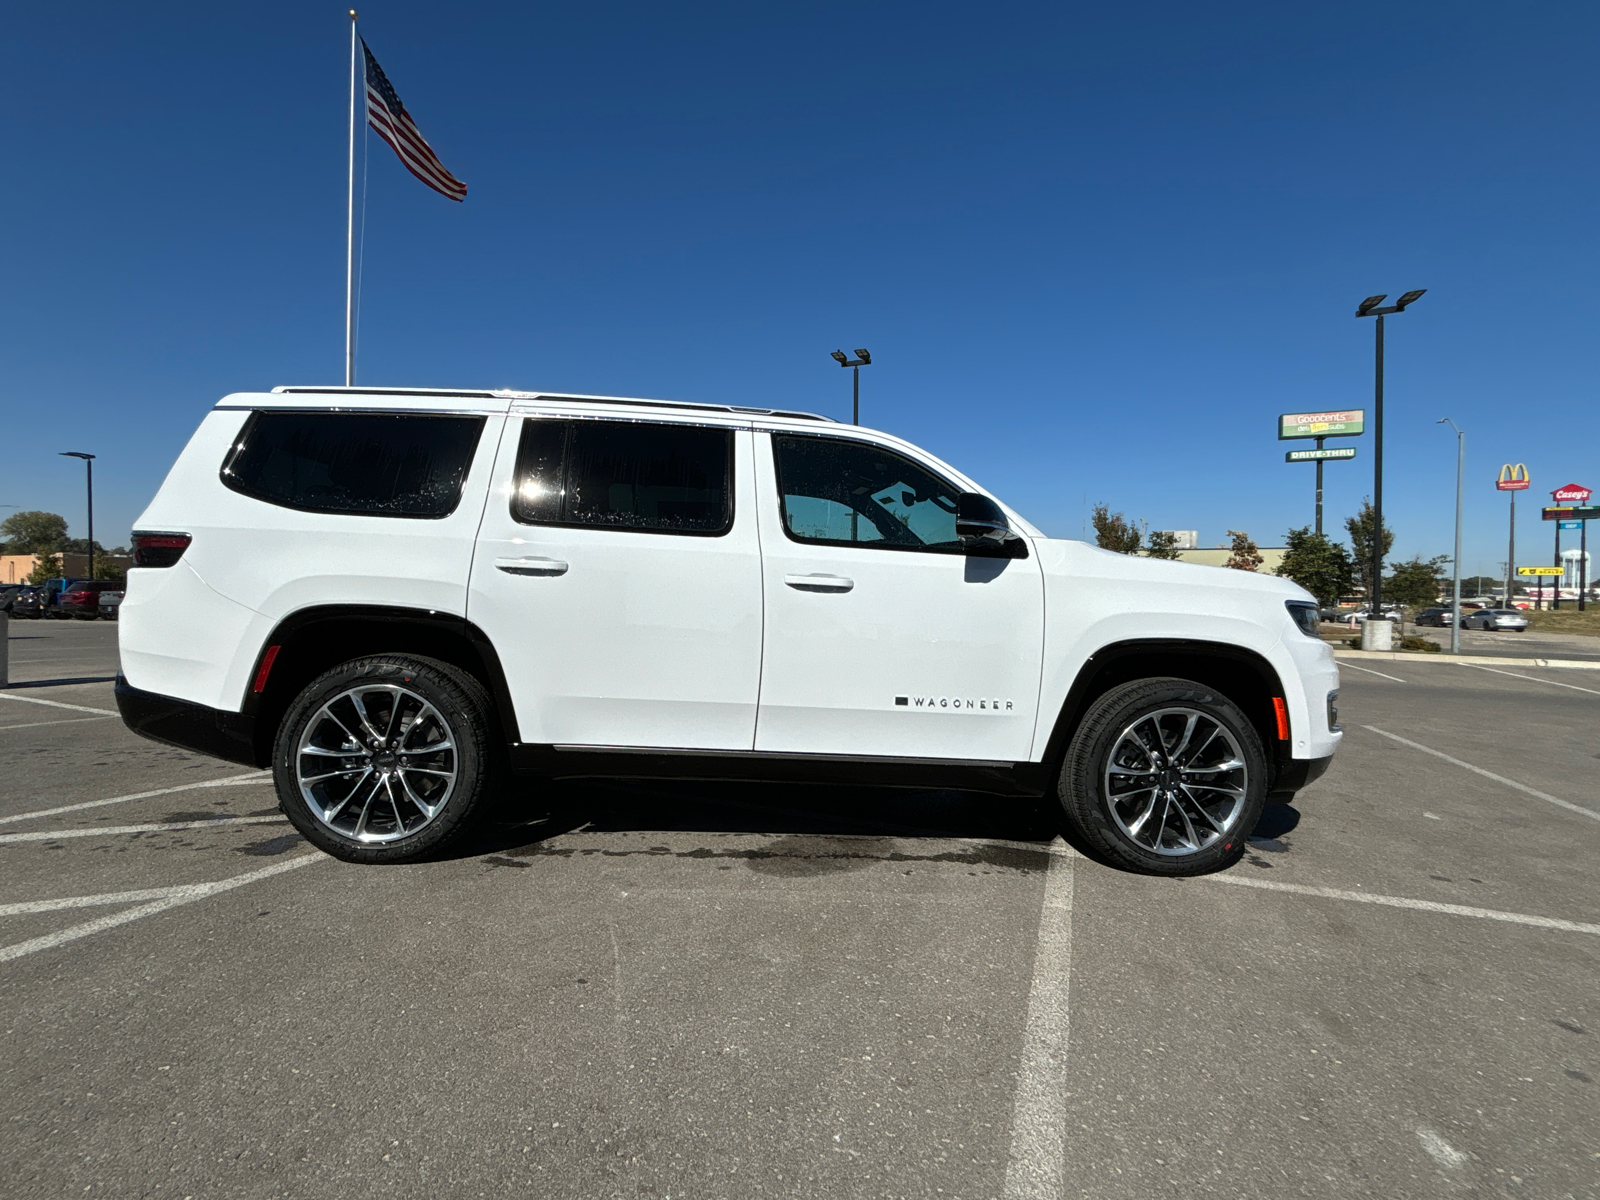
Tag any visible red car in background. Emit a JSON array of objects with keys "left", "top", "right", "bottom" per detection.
[{"left": 48, "top": 580, "right": 122, "bottom": 620}]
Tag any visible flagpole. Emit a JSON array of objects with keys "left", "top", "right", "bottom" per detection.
[{"left": 344, "top": 9, "right": 358, "bottom": 387}]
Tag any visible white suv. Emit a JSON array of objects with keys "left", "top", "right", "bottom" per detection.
[{"left": 117, "top": 386, "right": 1340, "bottom": 875}]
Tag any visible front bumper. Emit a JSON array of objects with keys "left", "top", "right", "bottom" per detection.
[
  {"left": 1267, "top": 753, "right": 1333, "bottom": 801},
  {"left": 115, "top": 675, "right": 260, "bottom": 766}
]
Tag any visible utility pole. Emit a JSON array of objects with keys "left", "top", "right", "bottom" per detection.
[
  {"left": 1356, "top": 291, "right": 1426, "bottom": 613},
  {"left": 1438, "top": 419, "right": 1464, "bottom": 654}
]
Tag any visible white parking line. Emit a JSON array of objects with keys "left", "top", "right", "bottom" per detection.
[
  {"left": 1340, "top": 663, "right": 1407, "bottom": 683},
  {"left": 0, "top": 771, "right": 272, "bottom": 825},
  {"left": 0, "top": 815, "right": 287, "bottom": 844},
  {"left": 1363, "top": 726, "right": 1600, "bottom": 823},
  {"left": 0, "top": 854, "right": 325, "bottom": 964},
  {"left": 0, "top": 884, "right": 204, "bottom": 916},
  {"left": 1203, "top": 873, "right": 1600, "bottom": 936},
  {"left": 0, "top": 716, "right": 115, "bottom": 733},
  {"left": 1464, "top": 663, "right": 1600, "bottom": 696},
  {"left": 1002, "top": 841, "right": 1075, "bottom": 1200},
  {"left": 0, "top": 693, "right": 117, "bottom": 716}
]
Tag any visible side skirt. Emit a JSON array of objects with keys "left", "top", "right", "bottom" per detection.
[{"left": 510, "top": 744, "right": 1052, "bottom": 797}]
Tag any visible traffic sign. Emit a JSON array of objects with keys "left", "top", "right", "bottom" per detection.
[
  {"left": 1286, "top": 446, "right": 1357, "bottom": 462},
  {"left": 1518, "top": 566, "right": 1564, "bottom": 576},
  {"left": 1552, "top": 483, "right": 1593, "bottom": 503},
  {"left": 1496, "top": 463, "right": 1531, "bottom": 491},
  {"left": 1544, "top": 506, "right": 1600, "bottom": 520},
  {"left": 1559, "top": 520, "right": 1583, "bottom": 530},
  {"left": 1279, "top": 410, "right": 1365, "bottom": 440}
]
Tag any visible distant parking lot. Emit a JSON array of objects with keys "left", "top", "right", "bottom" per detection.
[{"left": 3, "top": 620, "right": 1597, "bottom": 1199}]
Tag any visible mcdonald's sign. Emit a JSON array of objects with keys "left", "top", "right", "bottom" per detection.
[{"left": 1496, "top": 463, "right": 1530, "bottom": 491}]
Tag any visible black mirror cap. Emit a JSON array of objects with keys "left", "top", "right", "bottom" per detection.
[{"left": 956, "top": 492, "right": 1028, "bottom": 557}]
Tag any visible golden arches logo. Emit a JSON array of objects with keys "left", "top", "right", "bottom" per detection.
[{"left": 1496, "top": 463, "right": 1530, "bottom": 491}]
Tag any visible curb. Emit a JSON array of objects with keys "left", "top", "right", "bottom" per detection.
[{"left": 1333, "top": 649, "right": 1600, "bottom": 671}]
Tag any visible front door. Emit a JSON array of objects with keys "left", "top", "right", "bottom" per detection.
[
  {"left": 752, "top": 430, "right": 1045, "bottom": 761},
  {"left": 469, "top": 413, "right": 763, "bottom": 750}
]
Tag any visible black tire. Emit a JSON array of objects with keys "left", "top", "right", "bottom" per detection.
[
  {"left": 272, "top": 654, "right": 500, "bottom": 864},
  {"left": 1057, "top": 677, "right": 1267, "bottom": 876}
]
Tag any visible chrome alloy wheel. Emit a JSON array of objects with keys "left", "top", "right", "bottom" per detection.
[
  {"left": 295, "top": 684, "right": 458, "bottom": 844},
  {"left": 1103, "top": 706, "right": 1249, "bottom": 857}
]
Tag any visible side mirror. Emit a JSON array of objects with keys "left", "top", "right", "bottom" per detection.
[{"left": 956, "top": 493, "right": 1028, "bottom": 558}]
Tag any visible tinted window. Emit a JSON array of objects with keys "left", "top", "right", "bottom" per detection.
[
  {"left": 772, "top": 434, "right": 962, "bottom": 552},
  {"left": 512, "top": 418, "right": 733, "bottom": 536},
  {"left": 221, "top": 412, "right": 485, "bottom": 518}
]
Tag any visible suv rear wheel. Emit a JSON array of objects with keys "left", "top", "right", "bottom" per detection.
[
  {"left": 1058, "top": 677, "right": 1265, "bottom": 876},
  {"left": 272, "top": 655, "right": 498, "bottom": 863}
]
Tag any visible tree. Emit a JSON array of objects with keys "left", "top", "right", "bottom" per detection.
[
  {"left": 1224, "top": 530, "right": 1262, "bottom": 572},
  {"left": 1, "top": 510, "right": 68, "bottom": 555},
  {"left": 1459, "top": 575, "right": 1498, "bottom": 597},
  {"left": 1384, "top": 554, "right": 1449, "bottom": 630},
  {"left": 1344, "top": 498, "right": 1394, "bottom": 600},
  {"left": 1275, "top": 526, "right": 1354, "bottom": 605},
  {"left": 1091, "top": 504, "right": 1142, "bottom": 554},
  {"left": 1145, "top": 530, "right": 1182, "bottom": 560},
  {"left": 26, "top": 553, "right": 63, "bottom": 584}
]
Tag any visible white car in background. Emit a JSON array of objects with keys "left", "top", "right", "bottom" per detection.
[
  {"left": 115, "top": 386, "right": 1341, "bottom": 876},
  {"left": 97, "top": 589, "right": 124, "bottom": 620}
]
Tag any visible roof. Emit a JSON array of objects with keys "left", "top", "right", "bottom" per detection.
[{"left": 267, "top": 385, "right": 834, "bottom": 424}]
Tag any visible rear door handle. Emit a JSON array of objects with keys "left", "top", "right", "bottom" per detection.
[
  {"left": 784, "top": 573, "right": 853, "bottom": 593},
  {"left": 495, "top": 556, "right": 569, "bottom": 577}
]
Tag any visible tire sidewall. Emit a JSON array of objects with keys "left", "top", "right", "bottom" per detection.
[
  {"left": 273, "top": 655, "right": 492, "bottom": 864},
  {"left": 1060, "top": 678, "right": 1267, "bottom": 876}
]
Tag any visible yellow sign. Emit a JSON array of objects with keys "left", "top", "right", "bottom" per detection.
[
  {"left": 1497, "top": 463, "right": 1531, "bottom": 491},
  {"left": 1517, "top": 566, "right": 1564, "bottom": 576}
]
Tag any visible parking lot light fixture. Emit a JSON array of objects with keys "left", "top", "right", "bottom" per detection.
[
  {"left": 1438, "top": 419, "right": 1464, "bottom": 654},
  {"left": 1356, "top": 289, "right": 1426, "bottom": 613},
  {"left": 830, "top": 348, "right": 872, "bottom": 425},
  {"left": 59, "top": 452, "right": 96, "bottom": 582}
]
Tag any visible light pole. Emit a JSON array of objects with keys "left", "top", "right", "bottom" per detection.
[
  {"left": 59, "top": 452, "right": 96, "bottom": 581},
  {"left": 1438, "top": 419, "right": 1464, "bottom": 654},
  {"left": 830, "top": 348, "right": 871, "bottom": 425},
  {"left": 1356, "top": 290, "right": 1426, "bottom": 612}
]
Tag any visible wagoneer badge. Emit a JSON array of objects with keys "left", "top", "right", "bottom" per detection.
[{"left": 895, "top": 696, "right": 1014, "bottom": 712}]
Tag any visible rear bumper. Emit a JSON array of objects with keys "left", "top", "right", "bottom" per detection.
[
  {"left": 1268, "top": 753, "right": 1333, "bottom": 801},
  {"left": 115, "top": 675, "right": 260, "bottom": 767}
]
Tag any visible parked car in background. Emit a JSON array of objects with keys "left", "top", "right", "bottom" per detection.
[
  {"left": 1413, "top": 607, "right": 1457, "bottom": 627},
  {"left": 8, "top": 586, "right": 43, "bottom": 618},
  {"left": 98, "top": 588, "right": 125, "bottom": 620},
  {"left": 1340, "top": 608, "right": 1402, "bottom": 627},
  {"left": 0, "top": 585, "right": 20, "bottom": 613},
  {"left": 50, "top": 580, "right": 121, "bottom": 620},
  {"left": 1461, "top": 608, "right": 1529, "bottom": 632}
]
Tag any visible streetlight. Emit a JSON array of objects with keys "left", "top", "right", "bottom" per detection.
[
  {"left": 1355, "top": 289, "right": 1426, "bottom": 614},
  {"left": 830, "top": 348, "right": 872, "bottom": 425},
  {"left": 1438, "top": 419, "right": 1464, "bottom": 654},
  {"left": 59, "top": 452, "right": 96, "bottom": 581}
]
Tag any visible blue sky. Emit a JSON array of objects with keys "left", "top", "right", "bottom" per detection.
[{"left": 3, "top": 1, "right": 1594, "bottom": 580}]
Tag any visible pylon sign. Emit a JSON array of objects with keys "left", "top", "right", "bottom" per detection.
[
  {"left": 1552, "top": 482, "right": 1593, "bottom": 503},
  {"left": 1496, "top": 463, "right": 1531, "bottom": 491}
]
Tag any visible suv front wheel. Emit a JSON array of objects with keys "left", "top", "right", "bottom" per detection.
[
  {"left": 272, "top": 655, "right": 498, "bottom": 863},
  {"left": 1058, "top": 677, "right": 1266, "bottom": 876}
]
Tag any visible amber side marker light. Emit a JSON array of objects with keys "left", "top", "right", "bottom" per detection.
[{"left": 1271, "top": 697, "right": 1290, "bottom": 741}]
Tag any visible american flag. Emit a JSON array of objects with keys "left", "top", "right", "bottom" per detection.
[{"left": 362, "top": 39, "right": 467, "bottom": 201}]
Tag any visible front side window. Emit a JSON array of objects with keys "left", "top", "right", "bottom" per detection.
[
  {"left": 221, "top": 411, "right": 486, "bottom": 518},
  {"left": 512, "top": 418, "right": 733, "bottom": 536},
  {"left": 772, "top": 434, "right": 963, "bottom": 552}
]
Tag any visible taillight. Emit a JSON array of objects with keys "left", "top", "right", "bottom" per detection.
[
  {"left": 132, "top": 531, "right": 192, "bottom": 568},
  {"left": 63, "top": 590, "right": 90, "bottom": 603}
]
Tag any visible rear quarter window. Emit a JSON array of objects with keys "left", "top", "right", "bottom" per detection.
[{"left": 220, "top": 412, "right": 486, "bottom": 518}]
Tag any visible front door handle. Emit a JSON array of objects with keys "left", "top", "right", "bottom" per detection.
[
  {"left": 784, "top": 573, "right": 854, "bottom": 593},
  {"left": 496, "top": 556, "right": 569, "bottom": 577}
]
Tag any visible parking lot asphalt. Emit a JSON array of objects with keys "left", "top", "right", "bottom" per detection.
[{"left": 2, "top": 621, "right": 1597, "bottom": 1199}]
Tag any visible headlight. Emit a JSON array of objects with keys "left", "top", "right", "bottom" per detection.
[{"left": 1286, "top": 601, "right": 1321, "bottom": 638}]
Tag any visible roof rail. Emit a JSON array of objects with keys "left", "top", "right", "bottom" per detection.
[{"left": 269, "top": 386, "right": 834, "bottom": 423}]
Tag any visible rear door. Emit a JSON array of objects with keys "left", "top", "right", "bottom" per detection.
[
  {"left": 468, "top": 412, "right": 763, "bottom": 750},
  {"left": 752, "top": 430, "right": 1046, "bottom": 761}
]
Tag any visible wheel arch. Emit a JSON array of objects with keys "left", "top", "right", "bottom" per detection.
[
  {"left": 240, "top": 605, "right": 518, "bottom": 767},
  {"left": 1039, "top": 639, "right": 1291, "bottom": 783}
]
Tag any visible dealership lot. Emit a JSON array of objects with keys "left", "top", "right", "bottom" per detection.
[{"left": 2, "top": 621, "right": 1597, "bottom": 1199}]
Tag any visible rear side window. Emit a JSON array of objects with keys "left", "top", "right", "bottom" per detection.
[
  {"left": 221, "top": 412, "right": 486, "bottom": 518},
  {"left": 511, "top": 418, "right": 733, "bottom": 536}
]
